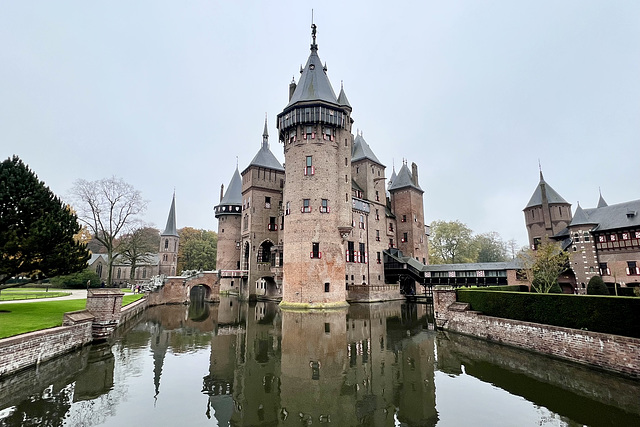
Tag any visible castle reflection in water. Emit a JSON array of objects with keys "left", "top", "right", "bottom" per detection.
[{"left": 2, "top": 297, "right": 640, "bottom": 427}]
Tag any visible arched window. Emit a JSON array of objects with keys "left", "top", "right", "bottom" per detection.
[
  {"left": 117, "top": 268, "right": 121, "bottom": 279},
  {"left": 164, "top": 239, "right": 169, "bottom": 249}
]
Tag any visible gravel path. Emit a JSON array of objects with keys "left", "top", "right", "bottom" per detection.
[{"left": 0, "top": 289, "right": 89, "bottom": 304}]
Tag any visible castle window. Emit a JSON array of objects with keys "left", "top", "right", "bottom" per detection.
[
  {"left": 356, "top": 167, "right": 359, "bottom": 174},
  {"left": 324, "top": 283, "right": 330, "bottom": 293},
  {"left": 117, "top": 268, "right": 121, "bottom": 279},
  {"left": 265, "top": 196, "right": 271, "bottom": 208},
  {"left": 377, "top": 252, "right": 381, "bottom": 264},
  {"left": 243, "top": 214, "right": 248, "bottom": 230},
  {"left": 345, "top": 138, "right": 348, "bottom": 147},
  {"left": 345, "top": 157, "right": 348, "bottom": 166},
  {"left": 389, "top": 238, "right": 394, "bottom": 248},
  {"left": 310, "top": 242, "right": 321, "bottom": 259},
  {"left": 389, "top": 223, "right": 394, "bottom": 232},
  {"left": 375, "top": 209, "right": 380, "bottom": 220},
  {"left": 402, "top": 215, "right": 406, "bottom": 222},
  {"left": 376, "top": 230, "right": 380, "bottom": 241},
  {"left": 359, "top": 243, "right": 366, "bottom": 263},
  {"left": 302, "top": 199, "right": 311, "bottom": 213},
  {"left": 285, "top": 202, "right": 290, "bottom": 215},
  {"left": 164, "top": 239, "right": 169, "bottom": 249},
  {"left": 636, "top": 231, "right": 640, "bottom": 239},
  {"left": 142, "top": 268, "right": 147, "bottom": 279},
  {"left": 402, "top": 232, "right": 408, "bottom": 243},
  {"left": 622, "top": 232, "right": 630, "bottom": 240},
  {"left": 320, "top": 199, "right": 330, "bottom": 213},
  {"left": 599, "top": 262, "right": 610, "bottom": 276},
  {"left": 347, "top": 241, "right": 355, "bottom": 262},
  {"left": 268, "top": 217, "right": 277, "bottom": 231},
  {"left": 305, "top": 125, "right": 314, "bottom": 139},
  {"left": 584, "top": 235, "right": 590, "bottom": 242},
  {"left": 305, "top": 156, "right": 315, "bottom": 175},
  {"left": 359, "top": 215, "right": 365, "bottom": 229},
  {"left": 324, "top": 127, "right": 333, "bottom": 141},
  {"left": 533, "top": 237, "right": 541, "bottom": 250},
  {"left": 627, "top": 261, "right": 639, "bottom": 276},
  {"left": 375, "top": 191, "right": 380, "bottom": 202},
  {"left": 610, "top": 234, "right": 617, "bottom": 242}
]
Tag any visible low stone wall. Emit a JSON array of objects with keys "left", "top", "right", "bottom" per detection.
[
  {"left": 0, "top": 317, "right": 93, "bottom": 378},
  {"left": 347, "top": 284, "right": 402, "bottom": 302},
  {"left": 434, "top": 289, "right": 640, "bottom": 379},
  {"left": 119, "top": 297, "right": 148, "bottom": 324}
]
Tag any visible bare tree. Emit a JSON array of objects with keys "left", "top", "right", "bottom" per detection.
[
  {"left": 117, "top": 226, "right": 160, "bottom": 282},
  {"left": 71, "top": 177, "right": 147, "bottom": 286}
]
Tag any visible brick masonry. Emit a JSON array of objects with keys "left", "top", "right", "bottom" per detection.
[{"left": 434, "top": 289, "right": 640, "bottom": 378}]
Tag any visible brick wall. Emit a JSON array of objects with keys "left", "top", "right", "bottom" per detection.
[
  {"left": 434, "top": 290, "right": 640, "bottom": 378},
  {"left": 0, "top": 319, "right": 93, "bottom": 378}
]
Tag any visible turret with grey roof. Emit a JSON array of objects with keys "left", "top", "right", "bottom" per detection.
[
  {"left": 388, "top": 162, "right": 423, "bottom": 194},
  {"left": 524, "top": 171, "right": 569, "bottom": 209},
  {"left": 352, "top": 132, "right": 383, "bottom": 166},
  {"left": 243, "top": 117, "right": 284, "bottom": 174},
  {"left": 214, "top": 167, "right": 242, "bottom": 217},
  {"left": 161, "top": 193, "right": 179, "bottom": 237}
]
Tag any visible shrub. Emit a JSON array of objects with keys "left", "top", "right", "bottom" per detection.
[
  {"left": 49, "top": 268, "right": 101, "bottom": 289},
  {"left": 587, "top": 276, "right": 609, "bottom": 295},
  {"left": 548, "top": 282, "right": 563, "bottom": 293}
]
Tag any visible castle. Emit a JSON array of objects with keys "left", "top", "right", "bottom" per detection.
[
  {"left": 523, "top": 171, "right": 640, "bottom": 292},
  {"left": 214, "top": 25, "right": 428, "bottom": 306}
]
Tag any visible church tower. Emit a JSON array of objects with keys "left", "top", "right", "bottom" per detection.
[
  {"left": 276, "top": 24, "right": 353, "bottom": 307},
  {"left": 523, "top": 170, "right": 572, "bottom": 249},
  {"left": 158, "top": 193, "right": 179, "bottom": 276},
  {"left": 214, "top": 166, "right": 243, "bottom": 293}
]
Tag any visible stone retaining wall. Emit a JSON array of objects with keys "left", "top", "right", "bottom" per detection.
[
  {"left": 0, "top": 317, "right": 93, "bottom": 377},
  {"left": 434, "top": 289, "right": 640, "bottom": 379}
]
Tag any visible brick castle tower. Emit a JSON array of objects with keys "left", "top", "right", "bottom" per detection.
[{"left": 158, "top": 193, "right": 179, "bottom": 276}]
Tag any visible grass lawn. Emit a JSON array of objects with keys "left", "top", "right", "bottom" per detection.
[
  {"left": 0, "top": 294, "right": 145, "bottom": 338},
  {"left": 0, "top": 288, "right": 71, "bottom": 301}
]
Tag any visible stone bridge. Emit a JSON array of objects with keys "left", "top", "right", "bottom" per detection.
[{"left": 147, "top": 271, "right": 220, "bottom": 305}]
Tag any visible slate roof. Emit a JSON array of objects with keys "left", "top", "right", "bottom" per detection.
[
  {"left": 569, "top": 204, "right": 596, "bottom": 226},
  {"left": 351, "top": 133, "right": 383, "bottom": 165},
  {"left": 245, "top": 119, "right": 284, "bottom": 173},
  {"left": 388, "top": 163, "right": 423, "bottom": 193},
  {"left": 337, "top": 84, "right": 351, "bottom": 108},
  {"left": 597, "top": 193, "right": 608, "bottom": 208},
  {"left": 161, "top": 194, "right": 179, "bottom": 236},
  {"left": 524, "top": 172, "right": 569, "bottom": 209},
  {"left": 286, "top": 35, "right": 338, "bottom": 107},
  {"left": 219, "top": 167, "right": 243, "bottom": 206},
  {"left": 579, "top": 199, "right": 640, "bottom": 232}
]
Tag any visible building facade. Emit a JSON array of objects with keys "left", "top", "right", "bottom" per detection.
[
  {"left": 524, "top": 173, "right": 640, "bottom": 291},
  {"left": 215, "top": 25, "right": 428, "bottom": 306}
]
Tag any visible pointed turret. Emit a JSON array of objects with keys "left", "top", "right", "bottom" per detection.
[
  {"left": 214, "top": 167, "right": 243, "bottom": 217},
  {"left": 245, "top": 117, "right": 284, "bottom": 173},
  {"left": 597, "top": 190, "right": 608, "bottom": 208},
  {"left": 570, "top": 203, "right": 596, "bottom": 226},
  {"left": 337, "top": 82, "right": 351, "bottom": 109},
  {"left": 524, "top": 171, "right": 568, "bottom": 209},
  {"left": 352, "top": 132, "right": 382, "bottom": 165},
  {"left": 388, "top": 162, "right": 423, "bottom": 193},
  {"left": 161, "top": 193, "right": 178, "bottom": 237}
]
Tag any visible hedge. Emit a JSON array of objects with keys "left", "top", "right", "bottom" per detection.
[{"left": 456, "top": 289, "right": 640, "bottom": 338}]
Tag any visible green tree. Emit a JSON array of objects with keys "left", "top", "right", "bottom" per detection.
[
  {"left": 71, "top": 177, "right": 147, "bottom": 286},
  {"left": 0, "top": 156, "right": 89, "bottom": 289},
  {"left": 177, "top": 227, "right": 217, "bottom": 272},
  {"left": 117, "top": 226, "right": 160, "bottom": 281},
  {"left": 587, "top": 275, "right": 609, "bottom": 295},
  {"left": 473, "top": 232, "right": 508, "bottom": 263},
  {"left": 518, "top": 238, "right": 570, "bottom": 293},
  {"left": 428, "top": 220, "right": 475, "bottom": 264}
]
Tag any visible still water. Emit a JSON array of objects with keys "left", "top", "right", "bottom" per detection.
[{"left": 1, "top": 297, "right": 639, "bottom": 427}]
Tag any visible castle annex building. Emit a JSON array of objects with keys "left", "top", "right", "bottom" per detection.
[
  {"left": 524, "top": 172, "right": 640, "bottom": 291},
  {"left": 214, "top": 25, "right": 428, "bottom": 306}
]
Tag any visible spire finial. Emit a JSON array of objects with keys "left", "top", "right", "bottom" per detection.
[
  {"left": 236, "top": 156, "right": 238, "bottom": 168},
  {"left": 262, "top": 114, "right": 269, "bottom": 149},
  {"left": 311, "top": 10, "right": 317, "bottom": 50},
  {"left": 538, "top": 159, "right": 544, "bottom": 181}
]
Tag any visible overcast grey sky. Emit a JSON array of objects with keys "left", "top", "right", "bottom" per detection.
[{"left": 2, "top": 1, "right": 639, "bottom": 248}]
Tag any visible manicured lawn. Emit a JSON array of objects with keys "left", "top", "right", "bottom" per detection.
[
  {"left": 122, "top": 294, "right": 144, "bottom": 305},
  {"left": 0, "top": 300, "right": 87, "bottom": 339},
  {"left": 0, "top": 288, "right": 71, "bottom": 301},
  {"left": 0, "top": 294, "right": 145, "bottom": 338}
]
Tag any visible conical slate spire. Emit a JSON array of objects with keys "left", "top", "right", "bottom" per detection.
[
  {"left": 597, "top": 190, "right": 608, "bottom": 208},
  {"left": 286, "top": 24, "right": 338, "bottom": 107},
  {"left": 571, "top": 203, "right": 596, "bottom": 226},
  {"left": 161, "top": 193, "right": 178, "bottom": 237},
  {"left": 524, "top": 170, "right": 568, "bottom": 209},
  {"left": 352, "top": 132, "right": 382, "bottom": 165},
  {"left": 388, "top": 162, "right": 423, "bottom": 193},
  {"left": 337, "top": 81, "right": 351, "bottom": 108},
  {"left": 262, "top": 114, "right": 269, "bottom": 149}
]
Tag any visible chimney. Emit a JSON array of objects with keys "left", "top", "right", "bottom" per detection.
[
  {"left": 411, "top": 162, "right": 419, "bottom": 186},
  {"left": 289, "top": 79, "right": 297, "bottom": 101},
  {"left": 219, "top": 184, "right": 224, "bottom": 202}
]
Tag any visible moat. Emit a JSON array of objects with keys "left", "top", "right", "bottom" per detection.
[{"left": 1, "top": 298, "right": 639, "bottom": 427}]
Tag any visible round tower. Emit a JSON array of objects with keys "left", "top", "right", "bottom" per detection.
[
  {"left": 523, "top": 170, "right": 572, "bottom": 249},
  {"left": 214, "top": 167, "right": 243, "bottom": 293},
  {"left": 276, "top": 24, "right": 353, "bottom": 307},
  {"left": 159, "top": 193, "right": 179, "bottom": 276}
]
